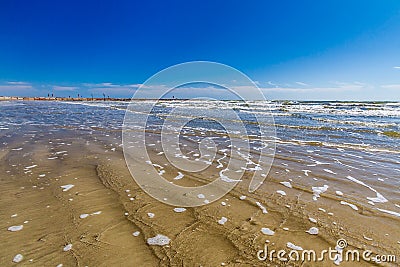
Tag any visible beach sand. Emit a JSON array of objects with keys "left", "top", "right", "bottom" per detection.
[{"left": 1, "top": 129, "right": 399, "bottom": 266}]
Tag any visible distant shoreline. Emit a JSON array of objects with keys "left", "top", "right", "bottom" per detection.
[
  {"left": 0, "top": 96, "right": 399, "bottom": 103},
  {"left": 0, "top": 96, "right": 132, "bottom": 101}
]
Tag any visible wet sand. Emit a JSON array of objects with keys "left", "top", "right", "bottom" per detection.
[{"left": 1, "top": 126, "right": 399, "bottom": 266}]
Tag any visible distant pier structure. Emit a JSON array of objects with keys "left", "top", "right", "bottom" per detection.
[
  {"left": 0, "top": 96, "right": 132, "bottom": 101},
  {"left": 0, "top": 96, "right": 184, "bottom": 101}
]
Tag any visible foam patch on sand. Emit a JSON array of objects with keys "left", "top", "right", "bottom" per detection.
[
  {"left": 276, "top": 190, "right": 286, "bottom": 196},
  {"left": 346, "top": 176, "right": 388, "bottom": 203},
  {"left": 218, "top": 217, "right": 228, "bottom": 225},
  {"left": 79, "top": 210, "right": 102, "bottom": 219},
  {"left": 13, "top": 254, "right": 23, "bottom": 263},
  {"left": 261, "top": 227, "right": 275, "bottom": 235},
  {"left": 376, "top": 208, "right": 400, "bottom": 217},
  {"left": 219, "top": 168, "right": 241, "bottom": 183},
  {"left": 280, "top": 181, "right": 292, "bottom": 188},
  {"left": 216, "top": 153, "right": 227, "bottom": 169},
  {"left": 335, "top": 190, "right": 343, "bottom": 196},
  {"left": 287, "top": 242, "right": 303, "bottom": 251},
  {"left": 173, "top": 208, "right": 186, "bottom": 213},
  {"left": 8, "top": 225, "right": 23, "bottom": 232},
  {"left": 256, "top": 202, "right": 268, "bottom": 214},
  {"left": 174, "top": 172, "right": 184, "bottom": 180},
  {"left": 340, "top": 201, "right": 358, "bottom": 211},
  {"left": 147, "top": 234, "right": 170, "bottom": 246},
  {"left": 309, "top": 217, "right": 317, "bottom": 223},
  {"left": 312, "top": 185, "right": 329, "bottom": 201},
  {"left": 306, "top": 227, "right": 319, "bottom": 235},
  {"left": 25, "top": 164, "right": 37, "bottom": 169},
  {"left": 132, "top": 231, "right": 140, "bottom": 237},
  {"left": 333, "top": 245, "right": 344, "bottom": 265},
  {"left": 60, "top": 184, "right": 74, "bottom": 192},
  {"left": 63, "top": 244, "right": 72, "bottom": 252}
]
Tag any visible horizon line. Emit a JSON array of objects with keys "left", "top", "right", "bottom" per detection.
[{"left": 0, "top": 96, "right": 399, "bottom": 103}]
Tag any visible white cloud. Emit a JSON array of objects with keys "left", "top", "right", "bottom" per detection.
[
  {"left": 100, "top": 82, "right": 114, "bottom": 86},
  {"left": 393, "top": 66, "right": 400, "bottom": 69},
  {"left": 266, "top": 81, "right": 279, "bottom": 87},
  {"left": 380, "top": 84, "right": 400, "bottom": 89},
  {"left": 0, "top": 84, "right": 37, "bottom": 96},
  {"left": 0, "top": 80, "right": 384, "bottom": 100},
  {"left": 101, "top": 81, "right": 368, "bottom": 100},
  {"left": 224, "top": 81, "right": 371, "bottom": 100},
  {"left": 0, "top": 85, "right": 32, "bottom": 90},
  {"left": 82, "top": 82, "right": 119, "bottom": 87},
  {"left": 7, "top": 81, "right": 30, "bottom": 85},
  {"left": 88, "top": 87, "right": 135, "bottom": 97},
  {"left": 234, "top": 82, "right": 364, "bottom": 93},
  {"left": 53, "top": 86, "right": 78, "bottom": 91},
  {"left": 295, "top": 81, "right": 308, "bottom": 86}
]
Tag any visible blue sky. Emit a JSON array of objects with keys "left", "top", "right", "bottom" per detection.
[{"left": 1, "top": 0, "right": 400, "bottom": 100}]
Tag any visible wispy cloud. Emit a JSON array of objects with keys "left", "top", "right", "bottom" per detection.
[
  {"left": 0, "top": 84, "right": 37, "bottom": 96},
  {"left": 234, "top": 81, "right": 365, "bottom": 93},
  {"left": 88, "top": 86, "right": 136, "bottom": 96},
  {"left": 0, "top": 85, "right": 32, "bottom": 90},
  {"left": 83, "top": 82, "right": 123, "bottom": 88},
  {"left": 0, "top": 80, "right": 389, "bottom": 100},
  {"left": 80, "top": 82, "right": 141, "bottom": 97},
  {"left": 393, "top": 66, "right": 400, "bottom": 69},
  {"left": 53, "top": 86, "right": 78, "bottom": 91},
  {"left": 116, "top": 82, "right": 367, "bottom": 100},
  {"left": 266, "top": 81, "right": 278, "bottom": 87},
  {"left": 381, "top": 84, "right": 400, "bottom": 89},
  {"left": 7, "top": 81, "right": 30, "bottom": 85},
  {"left": 295, "top": 81, "right": 308, "bottom": 86}
]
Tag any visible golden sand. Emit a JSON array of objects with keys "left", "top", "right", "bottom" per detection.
[{"left": 0, "top": 134, "right": 399, "bottom": 266}]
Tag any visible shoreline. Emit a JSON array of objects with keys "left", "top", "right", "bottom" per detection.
[{"left": 1, "top": 97, "right": 399, "bottom": 103}]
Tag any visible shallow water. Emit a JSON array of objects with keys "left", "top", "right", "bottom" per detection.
[{"left": 1, "top": 100, "right": 399, "bottom": 209}]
